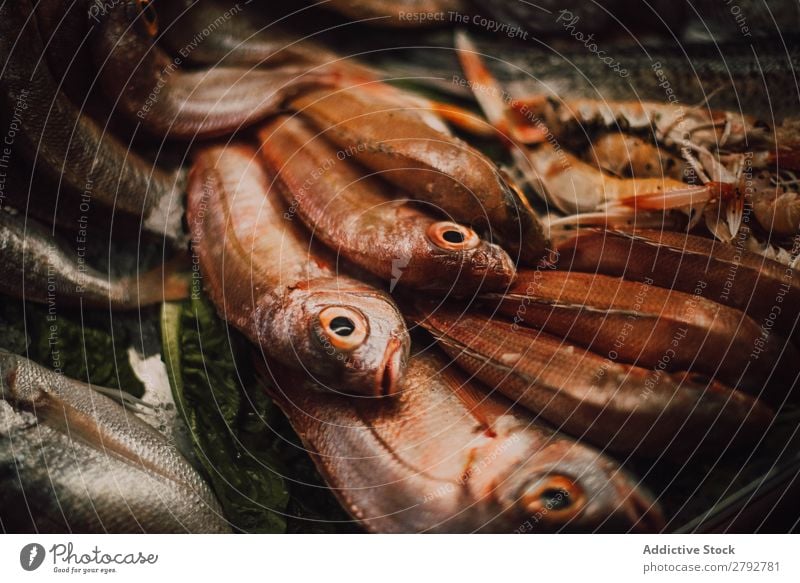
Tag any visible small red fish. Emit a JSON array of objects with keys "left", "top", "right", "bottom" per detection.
[
  {"left": 259, "top": 115, "right": 517, "bottom": 295},
  {"left": 187, "top": 143, "right": 410, "bottom": 396}
]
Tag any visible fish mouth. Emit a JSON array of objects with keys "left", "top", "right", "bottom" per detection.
[{"left": 375, "top": 338, "right": 404, "bottom": 397}]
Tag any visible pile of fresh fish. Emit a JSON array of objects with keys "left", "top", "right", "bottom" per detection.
[{"left": 1, "top": 0, "right": 798, "bottom": 533}]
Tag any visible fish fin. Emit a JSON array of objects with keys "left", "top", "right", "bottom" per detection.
[{"left": 129, "top": 255, "right": 191, "bottom": 307}]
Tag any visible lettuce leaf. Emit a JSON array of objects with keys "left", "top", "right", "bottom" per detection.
[{"left": 161, "top": 295, "right": 290, "bottom": 533}]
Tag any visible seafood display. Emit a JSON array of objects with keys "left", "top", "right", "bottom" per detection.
[
  {"left": 1, "top": 0, "right": 798, "bottom": 535},
  {"left": 0, "top": 210, "right": 188, "bottom": 310},
  {"left": 413, "top": 304, "right": 774, "bottom": 456}
]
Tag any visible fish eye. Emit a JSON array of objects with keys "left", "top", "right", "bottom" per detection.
[
  {"left": 521, "top": 475, "right": 585, "bottom": 519},
  {"left": 427, "top": 222, "right": 480, "bottom": 251},
  {"left": 136, "top": 0, "right": 159, "bottom": 37},
  {"left": 318, "top": 306, "right": 368, "bottom": 351}
]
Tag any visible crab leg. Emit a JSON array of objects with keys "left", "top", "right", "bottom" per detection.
[{"left": 455, "top": 32, "right": 731, "bottom": 219}]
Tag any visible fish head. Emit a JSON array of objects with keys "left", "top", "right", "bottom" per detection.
[
  {"left": 272, "top": 282, "right": 410, "bottom": 397},
  {"left": 495, "top": 438, "right": 665, "bottom": 533},
  {"left": 425, "top": 221, "right": 517, "bottom": 293}
]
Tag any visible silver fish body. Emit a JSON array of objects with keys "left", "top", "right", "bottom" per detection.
[{"left": 0, "top": 351, "right": 229, "bottom": 533}]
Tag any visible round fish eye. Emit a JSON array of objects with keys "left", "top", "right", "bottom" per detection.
[
  {"left": 427, "top": 221, "right": 480, "bottom": 251},
  {"left": 318, "top": 306, "right": 368, "bottom": 351},
  {"left": 136, "top": 0, "right": 159, "bottom": 37},
  {"left": 521, "top": 475, "right": 585, "bottom": 519},
  {"left": 329, "top": 316, "right": 355, "bottom": 337}
]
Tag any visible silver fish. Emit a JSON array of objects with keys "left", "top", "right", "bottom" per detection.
[{"left": 0, "top": 351, "right": 229, "bottom": 533}]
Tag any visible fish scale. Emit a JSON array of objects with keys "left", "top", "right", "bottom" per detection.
[
  {"left": 0, "top": 211, "right": 187, "bottom": 309},
  {"left": 558, "top": 228, "right": 800, "bottom": 347},
  {"left": 0, "top": 0, "right": 183, "bottom": 242},
  {"left": 259, "top": 115, "right": 517, "bottom": 294},
  {"left": 0, "top": 351, "right": 229, "bottom": 533},
  {"left": 291, "top": 86, "right": 548, "bottom": 265}
]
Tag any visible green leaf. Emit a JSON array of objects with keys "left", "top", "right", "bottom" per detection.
[{"left": 161, "top": 294, "right": 290, "bottom": 533}]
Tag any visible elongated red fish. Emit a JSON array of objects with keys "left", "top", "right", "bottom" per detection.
[
  {"left": 187, "top": 143, "right": 409, "bottom": 396},
  {"left": 481, "top": 269, "right": 800, "bottom": 402},
  {"left": 261, "top": 349, "right": 665, "bottom": 532},
  {"left": 259, "top": 115, "right": 516, "bottom": 295},
  {"left": 414, "top": 304, "right": 774, "bottom": 457}
]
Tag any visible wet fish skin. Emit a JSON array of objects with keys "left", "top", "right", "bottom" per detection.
[
  {"left": 262, "top": 349, "right": 665, "bottom": 533},
  {"left": 557, "top": 228, "right": 800, "bottom": 349},
  {"left": 414, "top": 305, "right": 774, "bottom": 457},
  {"left": 158, "top": 0, "right": 334, "bottom": 68},
  {"left": 187, "top": 143, "right": 409, "bottom": 397},
  {"left": 0, "top": 0, "right": 184, "bottom": 243},
  {"left": 259, "top": 115, "right": 516, "bottom": 294},
  {"left": 481, "top": 268, "right": 800, "bottom": 400},
  {"left": 0, "top": 210, "right": 188, "bottom": 310},
  {"left": 0, "top": 351, "right": 229, "bottom": 533},
  {"left": 291, "top": 86, "right": 549, "bottom": 265},
  {"left": 91, "top": 0, "right": 331, "bottom": 139}
]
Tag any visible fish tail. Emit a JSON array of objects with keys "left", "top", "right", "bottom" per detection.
[{"left": 124, "top": 255, "right": 191, "bottom": 307}]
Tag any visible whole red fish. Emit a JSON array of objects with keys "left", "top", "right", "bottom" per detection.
[
  {"left": 259, "top": 115, "right": 517, "bottom": 295},
  {"left": 261, "top": 349, "right": 665, "bottom": 533},
  {"left": 414, "top": 304, "right": 774, "bottom": 457},
  {"left": 187, "top": 143, "right": 409, "bottom": 396}
]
